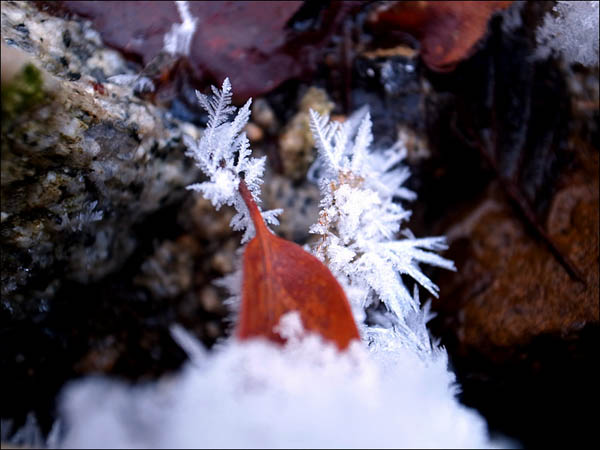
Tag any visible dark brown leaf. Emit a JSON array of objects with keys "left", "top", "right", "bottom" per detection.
[{"left": 369, "top": 1, "right": 513, "bottom": 71}]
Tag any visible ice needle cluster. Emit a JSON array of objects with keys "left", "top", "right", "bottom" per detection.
[
  {"left": 308, "top": 108, "right": 456, "bottom": 355},
  {"left": 183, "top": 78, "right": 281, "bottom": 243},
  {"left": 536, "top": 0, "right": 599, "bottom": 67}
]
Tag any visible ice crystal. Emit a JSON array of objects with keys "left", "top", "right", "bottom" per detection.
[
  {"left": 308, "top": 107, "right": 456, "bottom": 354},
  {"left": 60, "top": 200, "right": 103, "bottom": 232},
  {"left": 163, "top": 1, "right": 197, "bottom": 57},
  {"left": 184, "top": 78, "right": 282, "bottom": 243},
  {"left": 536, "top": 1, "right": 599, "bottom": 67}
]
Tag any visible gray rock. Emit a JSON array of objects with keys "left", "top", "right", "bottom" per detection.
[{"left": 1, "top": 1, "right": 202, "bottom": 319}]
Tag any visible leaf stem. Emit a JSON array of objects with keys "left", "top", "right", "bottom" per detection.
[{"left": 239, "top": 179, "right": 268, "bottom": 236}]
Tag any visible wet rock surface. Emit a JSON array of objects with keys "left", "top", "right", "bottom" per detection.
[{"left": 426, "top": 133, "right": 598, "bottom": 447}]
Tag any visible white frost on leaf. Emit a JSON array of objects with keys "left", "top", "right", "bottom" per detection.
[
  {"left": 184, "top": 78, "right": 282, "bottom": 243},
  {"left": 308, "top": 108, "right": 456, "bottom": 356}
]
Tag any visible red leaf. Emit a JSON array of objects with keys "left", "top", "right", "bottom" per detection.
[{"left": 237, "top": 180, "right": 360, "bottom": 350}]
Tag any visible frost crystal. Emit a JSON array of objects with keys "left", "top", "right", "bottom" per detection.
[
  {"left": 62, "top": 200, "right": 103, "bottom": 232},
  {"left": 308, "top": 108, "right": 456, "bottom": 355},
  {"left": 536, "top": 1, "right": 599, "bottom": 67},
  {"left": 184, "top": 78, "right": 282, "bottom": 243},
  {"left": 163, "top": 1, "right": 198, "bottom": 57}
]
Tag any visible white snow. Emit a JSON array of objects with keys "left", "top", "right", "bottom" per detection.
[{"left": 57, "top": 316, "right": 502, "bottom": 449}]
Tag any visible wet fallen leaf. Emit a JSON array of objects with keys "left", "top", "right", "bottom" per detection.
[
  {"left": 237, "top": 180, "right": 360, "bottom": 350},
  {"left": 369, "top": 1, "right": 513, "bottom": 71}
]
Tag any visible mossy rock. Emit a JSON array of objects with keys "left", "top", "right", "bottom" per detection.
[{"left": 1, "top": 63, "right": 46, "bottom": 125}]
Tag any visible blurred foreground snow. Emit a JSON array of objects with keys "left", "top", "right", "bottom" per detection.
[{"left": 56, "top": 314, "right": 507, "bottom": 448}]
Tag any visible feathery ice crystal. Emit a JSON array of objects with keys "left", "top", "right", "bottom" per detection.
[
  {"left": 184, "top": 77, "right": 455, "bottom": 356},
  {"left": 184, "top": 78, "right": 282, "bottom": 243},
  {"left": 536, "top": 0, "right": 599, "bottom": 67},
  {"left": 308, "top": 108, "right": 456, "bottom": 355}
]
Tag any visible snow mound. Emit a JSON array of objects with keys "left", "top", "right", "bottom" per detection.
[{"left": 57, "top": 317, "right": 503, "bottom": 448}]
